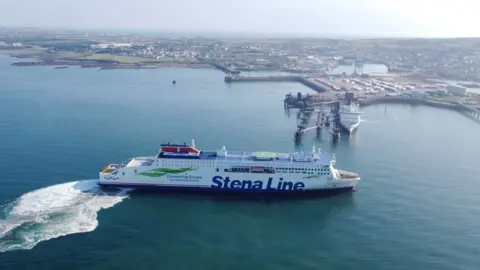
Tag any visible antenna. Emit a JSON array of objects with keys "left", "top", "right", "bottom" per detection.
[
  {"left": 312, "top": 145, "right": 316, "bottom": 153},
  {"left": 191, "top": 139, "right": 195, "bottom": 148}
]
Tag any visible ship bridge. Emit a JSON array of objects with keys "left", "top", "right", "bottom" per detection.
[{"left": 155, "top": 140, "right": 336, "bottom": 165}]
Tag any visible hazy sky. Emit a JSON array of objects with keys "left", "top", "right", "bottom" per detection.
[{"left": 0, "top": 0, "right": 478, "bottom": 37}]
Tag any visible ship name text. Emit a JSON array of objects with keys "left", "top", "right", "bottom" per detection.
[{"left": 211, "top": 176, "right": 305, "bottom": 191}]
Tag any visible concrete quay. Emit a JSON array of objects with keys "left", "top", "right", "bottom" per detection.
[
  {"left": 224, "top": 75, "right": 333, "bottom": 93},
  {"left": 225, "top": 75, "right": 300, "bottom": 83},
  {"left": 359, "top": 97, "right": 480, "bottom": 121},
  {"left": 211, "top": 63, "right": 240, "bottom": 74},
  {"left": 358, "top": 97, "right": 458, "bottom": 109}
]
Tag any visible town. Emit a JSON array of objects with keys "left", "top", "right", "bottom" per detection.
[
  {"left": 1, "top": 27, "right": 479, "bottom": 116},
  {"left": 1, "top": 27, "right": 480, "bottom": 80}
]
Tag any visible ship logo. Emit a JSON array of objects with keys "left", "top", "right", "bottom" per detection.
[{"left": 136, "top": 167, "right": 197, "bottom": 177}]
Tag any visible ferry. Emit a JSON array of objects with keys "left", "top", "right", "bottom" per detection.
[
  {"left": 99, "top": 141, "right": 360, "bottom": 195},
  {"left": 339, "top": 92, "right": 363, "bottom": 134}
]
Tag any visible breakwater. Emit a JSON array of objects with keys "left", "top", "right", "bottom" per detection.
[
  {"left": 224, "top": 75, "right": 333, "bottom": 93},
  {"left": 211, "top": 63, "right": 240, "bottom": 74},
  {"left": 359, "top": 97, "right": 480, "bottom": 121},
  {"left": 358, "top": 97, "right": 458, "bottom": 109},
  {"left": 225, "top": 75, "right": 300, "bottom": 83}
]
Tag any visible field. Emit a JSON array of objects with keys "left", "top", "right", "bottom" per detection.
[
  {"left": 426, "top": 95, "right": 464, "bottom": 102},
  {"left": 78, "top": 54, "right": 161, "bottom": 64}
]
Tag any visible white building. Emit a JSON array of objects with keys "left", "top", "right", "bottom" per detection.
[{"left": 447, "top": 85, "right": 468, "bottom": 96}]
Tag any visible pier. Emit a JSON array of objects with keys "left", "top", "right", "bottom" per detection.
[
  {"left": 224, "top": 75, "right": 333, "bottom": 93},
  {"left": 291, "top": 93, "right": 360, "bottom": 144},
  {"left": 225, "top": 75, "right": 300, "bottom": 83},
  {"left": 457, "top": 103, "right": 480, "bottom": 121},
  {"left": 211, "top": 63, "right": 240, "bottom": 74},
  {"left": 358, "top": 96, "right": 459, "bottom": 109},
  {"left": 292, "top": 101, "right": 344, "bottom": 144},
  {"left": 359, "top": 96, "right": 480, "bottom": 122},
  {"left": 294, "top": 108, "right": 328, "bottom": 143}
]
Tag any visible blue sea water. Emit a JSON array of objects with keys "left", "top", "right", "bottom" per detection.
[{"left": 0, "top": 54, "right": 480, "bottom": 269}]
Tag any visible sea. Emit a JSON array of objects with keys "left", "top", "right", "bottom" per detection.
[{"left": 0, "top": 54, "right": 480, "bottom": 270}]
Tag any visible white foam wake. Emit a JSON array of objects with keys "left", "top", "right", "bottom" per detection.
[
  {"left": 0, "top": 180, "right": 132, "bottom": 252},
  {"left": 360, "top": 119, "right": 382, "bottom": 123}
]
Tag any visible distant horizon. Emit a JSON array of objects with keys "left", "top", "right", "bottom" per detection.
[
  {"left": 2, "top": 0, "right": 479, "bottom": 39},
  {"left": 2, "top": 25, "right": 480, "bottom": 40}
]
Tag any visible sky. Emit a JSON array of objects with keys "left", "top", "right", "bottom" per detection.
[{"left": 0, "top": 0, "right": 479, "bottom": 37}]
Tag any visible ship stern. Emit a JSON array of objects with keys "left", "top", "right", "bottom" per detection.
[{"left": 332, "top": 169, "right": 360, "bottom": 189}]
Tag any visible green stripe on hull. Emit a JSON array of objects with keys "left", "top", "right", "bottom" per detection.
[{"left": 136, "top": 167, "right": 197, "bottom": 177}]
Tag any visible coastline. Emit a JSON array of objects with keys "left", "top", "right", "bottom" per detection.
[
  {"left": 0, "top": 49, "right": 216, "bottom": 70},
  {"left": 9, "top": 60, "right": 214, "bottom": 70},
  {"left": 1, "top": 49, "right": 479, "bottom": 120},
  {"left": 0, "top": 49, "right": 307, "bottom": 73}
]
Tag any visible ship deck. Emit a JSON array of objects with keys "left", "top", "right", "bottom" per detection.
[
  {"left": 158, "top": 150, "right": 319, "bottom": 163},
  {"left": 200, "top": 151, "right": 331, "bottom": 164},
  {"left": 157, "top": 149, "right": 331, "bottom": 164},
  {"left": 199, "top": 151, "right": 293, "bottom": 162}
]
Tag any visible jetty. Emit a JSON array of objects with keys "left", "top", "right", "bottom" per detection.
[
  {"left": 211, "top": 63, "right": 240, "bottom": 74},
  {"left": 358, "top": 96, "right": 480, "bottom": 121},
  {"left": 294, "top": 107, "right": 329, "bottom": 142},
  {"left": 358, "top": 96, "right": 458, "bottom": 109},
  {"left": 224, "top": 74, "right": 334, "bottom": 93}
]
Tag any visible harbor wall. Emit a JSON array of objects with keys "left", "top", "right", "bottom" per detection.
[
  {"left": 211, "top": 63, "right": 240, "bottom": 74},
  {"left": 297, "top": 77, "right": 331, "bottom": 93},
  {"left": 226, "top": 75, "right": 301, "bottom": 83},
  {"left": 358, "top": 97, "right": 459, "bottom": 110},
  {"left": 358, "top": 97, "right": 480, "bottom": 122},
  {"left": 225, "top": 75, "right": 332, "bottom": 93}
]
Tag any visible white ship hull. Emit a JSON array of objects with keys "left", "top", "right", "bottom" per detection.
[
  {"left": 339, "top": 103, "right": 363, "bottom": 134},
  {"left": 99, "top": 143, "right": 360, "bottom": 195},
  {"left": 340, "top": 119, "right": 360, "bottom": 134},
  {"left": 100, "top": 165, "right": 359, "bottom": 193}
]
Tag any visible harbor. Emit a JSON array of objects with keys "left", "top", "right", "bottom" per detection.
[
  {"left": 223, "top": 72, "right": 480, "bottom": 124},
  {"left": 2, "top": 52, "right": 480, "bottom": 270},
  {"left": 222, "top": 71, "right": 480, "bottom": 145}
]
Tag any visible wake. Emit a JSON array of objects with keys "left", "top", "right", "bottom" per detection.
[
  {"left": 0, "top": 180, "right": 132, "bottom": 252},
  {"left": 360, "top": 119, "right": 382, "bottom": 123}
]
